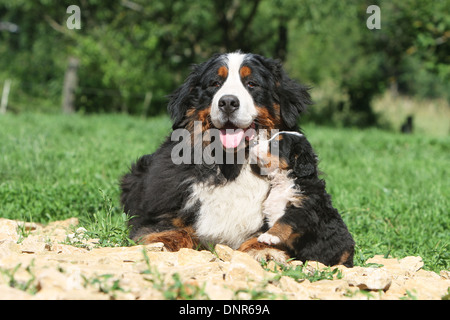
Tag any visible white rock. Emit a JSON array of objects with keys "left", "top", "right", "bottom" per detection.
[{"left": 344, "top": 267, "right": 392, "bottom": 291}]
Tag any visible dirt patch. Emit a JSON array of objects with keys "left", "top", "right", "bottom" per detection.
[{"left": 0, "top": 218, "right": 448, "bottom": 300}]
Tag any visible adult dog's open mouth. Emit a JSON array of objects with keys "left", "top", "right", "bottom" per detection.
[{"left": 218, "top": 122, "right": 256, "bottom": 149}]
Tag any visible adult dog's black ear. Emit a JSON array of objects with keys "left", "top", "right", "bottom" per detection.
[
  {"left": 274, "top": 63, "right": 312, "bottom": 129},
  {"left": 167, "top": 67, "right": 199, "bottom": 130}
]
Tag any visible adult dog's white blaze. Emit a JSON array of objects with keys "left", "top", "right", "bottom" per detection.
[{"left": 210, "top": 52, "right": 257, "bottom": 130}]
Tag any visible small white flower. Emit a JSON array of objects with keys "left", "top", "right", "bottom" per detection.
[{"left": 75, "top": 227, "right": 87, "bottom": 234}]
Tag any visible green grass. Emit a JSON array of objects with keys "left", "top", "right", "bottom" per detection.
[
  {"left": 0, "top": 113, "right": 448, "bottom": 272},
  {"left": 262, "top": 259, "right": 343, "bottom": 283},
  {"left": 0, "top": 113, "right": 170, "bottom": 221},
  {"left": 304, "top": 125, "right": 449, "bottom": 271}
]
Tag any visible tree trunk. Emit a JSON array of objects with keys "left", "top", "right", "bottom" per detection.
[
  {"left": 62, "top": 57, "right": 80, "bottom": 114},
  {"left": 0, "top": 79, "right": 11, "bottom": 114}
]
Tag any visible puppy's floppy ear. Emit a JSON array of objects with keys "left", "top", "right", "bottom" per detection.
[
  {"left": 291, "top": 136, "right": 317, "bottom": 178},
  {"left": 274, "top": 62, "right": 312, "bottom": 129},
  {"left": 167, "top": 66, "right": 200, "bottom": 130}
]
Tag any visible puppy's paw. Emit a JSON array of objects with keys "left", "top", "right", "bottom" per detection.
[
  {"left": 239, "top": 237, "right": 289, "bottom": 264},
  {"left": 247, "top": 247, "right": 288, "bottom": 264},
  {"left": 257, "top": 233, "right": 281, "bottom": 245}
]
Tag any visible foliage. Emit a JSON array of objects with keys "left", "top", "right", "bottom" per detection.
[
  {"left": 82, "top": 273, "right": 126, "bottom": 299},
  {"left": 79, "top": 189, "right": 135, "bottom": 247},
  {"left": 0, "top": 261, "right": 38, "bottom": 295},
  {"left": 1, "top": 1, "right": 448, "bottom": 125},
  {"left": 287, "top": 0, "right": 449, "bottom": 126},
  {"left": 262, "top": 260, "right": 343, "bottom": 283}
]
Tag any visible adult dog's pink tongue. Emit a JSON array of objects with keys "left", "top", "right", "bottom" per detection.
[{"left": 219, "top": 129, "right": 245, "bottom": 149}]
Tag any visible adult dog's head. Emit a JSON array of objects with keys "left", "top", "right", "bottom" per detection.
[{"left": 168, "top": 51, "right": 312, "bottom": 150}]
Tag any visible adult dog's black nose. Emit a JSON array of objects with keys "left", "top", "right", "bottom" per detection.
[{"left": 218, "top": 95, "right": 240, "bottom": 115}]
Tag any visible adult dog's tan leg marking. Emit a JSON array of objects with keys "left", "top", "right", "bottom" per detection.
[{"left": 138, "top": 228, "right": 197, "bottom": 252}]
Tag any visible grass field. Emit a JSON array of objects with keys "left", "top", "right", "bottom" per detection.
[{"left": 0, "top": 113, "right": 448, "bottom": 272}]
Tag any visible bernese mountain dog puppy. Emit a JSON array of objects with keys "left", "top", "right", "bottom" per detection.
[
  {"left": 120, "top": 51, "right": 354, "bottom": 266},
  {"left": 249, "top": 132, "right": 355, "bottom": 267}
]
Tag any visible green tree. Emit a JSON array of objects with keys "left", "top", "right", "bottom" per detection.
[
  {"left": 1, "top": 0, "right": 447, "bottom": 122},
  {"left": 286, "top": 0, "right": 449, "bottom": 126},
  {"left": 286, "top": 0, "right": 384, "bottom": 126}
]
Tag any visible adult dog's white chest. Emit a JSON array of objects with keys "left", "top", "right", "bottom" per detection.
[{"left": 186, "top": 164, "right": 270, "bottom": 249}]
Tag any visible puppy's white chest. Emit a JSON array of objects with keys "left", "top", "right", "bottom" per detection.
[{"left": 188, "top": 165, "right": 270, "bottom": 249}]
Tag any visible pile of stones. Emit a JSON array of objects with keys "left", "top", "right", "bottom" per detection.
[{"left": 0, "top": 218, "right": 448, "bottom": 300}]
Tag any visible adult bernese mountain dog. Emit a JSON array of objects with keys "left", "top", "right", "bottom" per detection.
[{"left": 120, "top": 51, "right": 355, "bottom": 267}]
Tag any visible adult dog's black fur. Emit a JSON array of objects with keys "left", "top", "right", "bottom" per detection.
[{"left": 120, "top": 52, "right": 354, "bottom": 266}]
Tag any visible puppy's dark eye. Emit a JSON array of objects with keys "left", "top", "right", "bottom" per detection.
[
  {"left": 247, "top": 81, "right": 258, "bottom": 89},
  {"left": 210, "top": 81, "right": 221, "bottom": 88}
]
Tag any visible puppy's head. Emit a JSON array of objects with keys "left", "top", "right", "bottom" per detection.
[
  {"left": 250, "top": 132, "right": 317, "bottom": 177},
  {"left": 168, "top": 52, "right": 312, "bottom": 150},
  {"left": 249, "top": 133, "right": 295, "bottom": 173}
]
